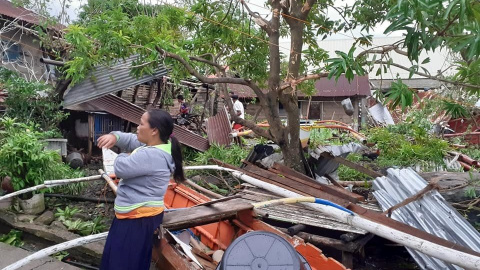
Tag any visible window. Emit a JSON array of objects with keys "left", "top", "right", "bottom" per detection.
[{"left": 1, "top": 40, "right": 21, "bottom": 62}]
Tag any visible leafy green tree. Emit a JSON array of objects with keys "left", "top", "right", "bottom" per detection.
[{"left": 56, "top": 0, "right": 479, "bottom": 171}]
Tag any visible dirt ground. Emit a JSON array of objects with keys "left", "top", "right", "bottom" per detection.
[{"left": 44, "top": 162, "right": 116, "bottom": 228}]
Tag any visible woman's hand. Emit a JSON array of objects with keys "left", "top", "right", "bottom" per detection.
[{"left": 97, "top": 134, "right": 117, "bottom": 149}]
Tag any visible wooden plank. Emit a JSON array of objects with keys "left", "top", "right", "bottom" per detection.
[
  {"left": 268, "top": 166, "right": 364, "bottom": 203},
  {"left": 152, "top": 238, "right": 198, "bottom": 270},
  {"left": 320, "top": 152, "right": 384, "bottom": 178},
  {"left": 244, "top": 164, "right": 352, "bottom": 207},
  {"left": 163, "top": 198, "right": 253, "bottom": 230}
]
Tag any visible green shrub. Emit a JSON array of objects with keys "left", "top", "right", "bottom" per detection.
[
  {"left": 0, "top": 67, "right": 67, "bottom": 134},
  {"left": 337, "top": 154, "right": 372, "bottom": 182},
  {"left": 189, "top": 144, "right": 250, "bottom": 167},
  {"left": 367, "top": 127, "right": 449, "bottom": 169},
  {"left": 0, "top": 230, "right": 23, "bottom": 247},
  {"left": 0, "top": 118, "right": 85, "bottom": 192}
]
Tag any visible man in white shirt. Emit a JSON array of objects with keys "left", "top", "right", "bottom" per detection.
[{"left": 231, "top": 94, "right": 244, "bottom": 130}]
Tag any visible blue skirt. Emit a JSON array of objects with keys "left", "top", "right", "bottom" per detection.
[{"left": 100, "top": 213, "right": 164, "bottom": 270}]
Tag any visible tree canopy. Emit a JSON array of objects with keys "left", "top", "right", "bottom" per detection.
[{"left": 42, "top": 0, "right": 480, "bottom": 170}]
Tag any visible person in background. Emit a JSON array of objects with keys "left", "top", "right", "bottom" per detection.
[
  {"left": 97, "top": 109, "right": 185, "bottom": 270},
  {"left": 231, "top": 94, "right": 244, "bottom": 131},
  {"left": 177, "top": 94, "right": 190, "bottom": 118}
]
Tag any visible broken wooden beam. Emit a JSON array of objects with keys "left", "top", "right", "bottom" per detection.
[
  {"left": 270, "top": 162, "right": 364, "bottom": 202},
  {"left": 320, "top": 152, "right": 384, "bottom": 178},
  {"left": 162, "top": 198, "right": 253, "bottom": 230}
]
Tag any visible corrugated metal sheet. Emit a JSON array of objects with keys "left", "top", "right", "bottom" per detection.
[
  {"left": 226, "top": 75, "right": 370, "bottom": 98},
  {"left": 63, "top": 55, "right": 167, "bottom": 107},
  {"left": 373, "top": 168, "right": 480, "bottom": 270},
  {"left": 310, "top": 143, "right": 365, "bottom": 176},
  {"left": 239, "top": 186, "right": 368, "bottom": 234},
  {"left": 0, "top": 0, "right": 64, "bottom": 29},
  {"left": 0, "top": 0, "right": 43, "bottom": 25},
  {"left": 313, "top": 75, "right": 371, "bottom": 97},
  {"left": 87, "top": 94, "right": 209, "bottom": 152},
  {"left": 206, "top": 107, "right": 231, "bottom": 146}
]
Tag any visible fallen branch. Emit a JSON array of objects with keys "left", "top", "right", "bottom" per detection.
[{"left": 185, "top": 179, "right": 224, "bottom": 199}]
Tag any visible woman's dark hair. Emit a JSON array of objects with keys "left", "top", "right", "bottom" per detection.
[{"left": 147, "top": 109, "right": 185, "bottom": 183}]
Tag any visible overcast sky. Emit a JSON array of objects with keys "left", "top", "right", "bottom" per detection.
[{"left": 46, "top": 0, "right": 394, "bottom": 40}]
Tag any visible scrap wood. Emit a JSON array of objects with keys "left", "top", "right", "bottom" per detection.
[
  {"left": 242, "top": 163, "right": 353, "bottom": 206},
  {"left": 162, "top": 198, "right": 252, "bottom": 231},
  {"left": 185, "top": 179, "right": 224, "bottom": 199},
  {"left": 269, "top": 162, "right": 364, "bottom": 202},
  {"left": 211, "top": 160, "right": 480, "bottom": 259},
  {"left": 191, "top": 194, "right": 242, "bottom": 208},
  {"left": 336, "top": 180, "right": 373, "bottom": 187},
  {"left": 320, "top": 152, "right": 384, "bottom": 178},
  {"left": 383, "top": 177, "right": 441, "bottom": 217}
]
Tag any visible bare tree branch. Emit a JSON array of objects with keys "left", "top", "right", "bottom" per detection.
[
  {"left": 156, "top": 47, "right": 266, "bottom": 99},
  {"left": 375, "top": 60, "right": 480, "bottom": 89},
  {"left": 189, "top": 56, "right": 225, "bottom": 71},
  {"left": 239, "top": 0, "right": 271, "bottom": 33},
  {"left": 301, "top": 0, "right": 316, "bottom": 17},
  {"left": 280, "top": 72, "right": 329, "bottom": 90}
]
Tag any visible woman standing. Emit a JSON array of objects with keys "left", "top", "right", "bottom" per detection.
[{"left": 97, "top": 109, "right": 185, "bottom": 270}]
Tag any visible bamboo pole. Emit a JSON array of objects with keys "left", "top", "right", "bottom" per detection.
[
  {"left": 43, "top": 175, "right": 102, "bottom": 186},
  {"left": 2, "top": 232, "right": 108, "bottom": 270},
  {"left": 99, "top": 169, "right": 117, "bottom": 195},
  {"left": 0, "top": 175, "right": 103, "bottom": 201},
  {"left": 185, "top": 165, "right": 480, "bottom": 270},
  {"left": 186, "top": 179, "right": 224, "bottom": 199},
  {"left": 0, "top": 185, "right": 46, "bottom": 201}
]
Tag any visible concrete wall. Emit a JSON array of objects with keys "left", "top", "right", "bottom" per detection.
[{"left": 299, "top": 99, "right": 356, "bottom": 124}]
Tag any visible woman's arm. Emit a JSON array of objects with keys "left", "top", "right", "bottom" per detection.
[{"left": 110, "top": 132, "right": 145, "bottom": 152}]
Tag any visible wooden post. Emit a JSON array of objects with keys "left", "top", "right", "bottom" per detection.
[
  {"left": 88, "top": 113, "right": 94, "bottom": 158},
  {"left": 306, "top": 96, "right": 312, "bottom": 119},
  {"left": 360, "top": 97, "right": 368, "bottom": 131},
  {"left": 353, "top": 97, "right": 359, "bottom": 131},
  {"left": 131, "top": 85, "right": 140, "bottom": 104},
  {"left": 342, "top": 251, "right": 354, "bottom": 269},
  {"left": 146, "top": 80, "right": 156, "bottom": 109}
]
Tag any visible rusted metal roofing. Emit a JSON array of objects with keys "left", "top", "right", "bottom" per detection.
[
  {"left": 226, "top": 75, "right": 370, "bottom": 98},
  {"left": 206, "top": 107, "right": 232, "bottom": 146},
  {"left": 313, "top": 75, "right": 370, "bottom": 97},
  {"left": 63, "top": 55, "right": 167, "bottom": 107},
  {"left": 226, "top": 83, "right": 266, "bottom": 98},
  {"left": 373, "top": 168, "right": 480, "bottom": 270},
  {"left": 86, "top": 94, "right": 209, "bottom": 152},
  {"left": 0, "top": 0, "right": 64, "bottom": 29}
]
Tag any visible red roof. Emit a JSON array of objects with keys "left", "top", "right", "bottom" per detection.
[
  {"left": 0, "top": 0, "right": 64, "bottom": 29},
  {"left": 227, "top": 75, "right": 371, "bottom": 98}
]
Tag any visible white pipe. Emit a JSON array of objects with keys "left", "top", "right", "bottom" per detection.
[
  {"left": 186, "top": 165, "right": 480, "bottom": 270},
  {"left": 0, "top": 185, "right": 46, "bottom": 201},
  {"left": 43, "top": 175, "right": 102, "bottom": 186},
  {"left": 2, "top": 232, "right": 108, "bottom": 270},
  {"left": 0, "top": 175, "right": 103, "bottom": 202}
]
